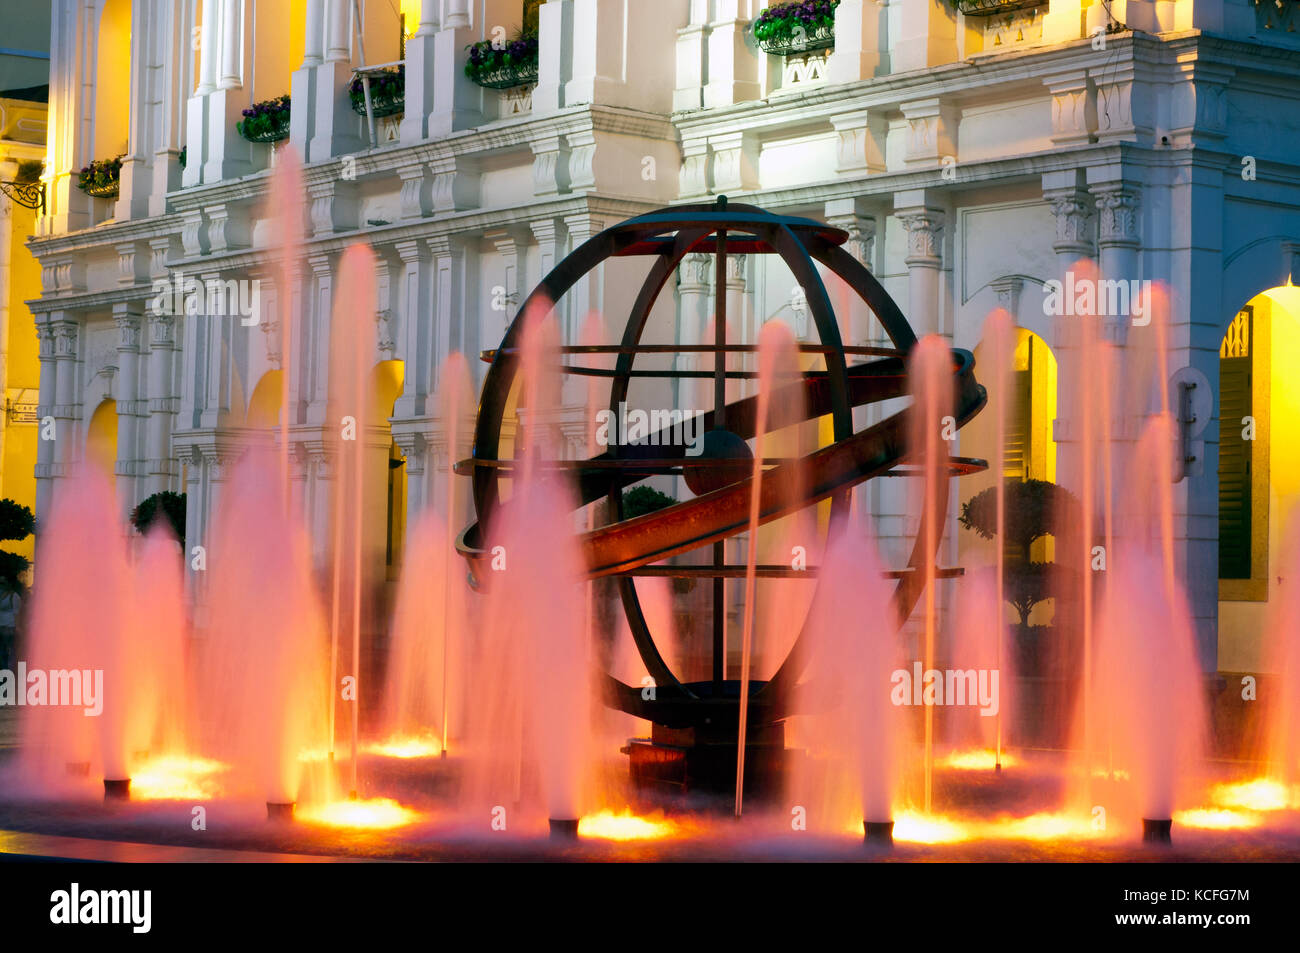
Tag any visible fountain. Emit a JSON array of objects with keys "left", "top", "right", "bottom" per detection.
[{"left": 4, "top": 196, "right": 1299, "bottom": 864}]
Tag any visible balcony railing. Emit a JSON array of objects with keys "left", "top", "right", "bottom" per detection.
[{"left": 948, "top": 0, "right": 1044, "bottom": 16}]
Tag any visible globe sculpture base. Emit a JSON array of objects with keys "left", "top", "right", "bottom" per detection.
[{"left": 625, "top": 720, "right": 789, "bottom": 801}]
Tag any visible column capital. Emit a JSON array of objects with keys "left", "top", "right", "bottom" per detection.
[
  {"left": 1092, "top": 184, "right": 1141, "bottom": 249},
  {"left": 895, "top": 205, "right": 944, "bottom": 269}
]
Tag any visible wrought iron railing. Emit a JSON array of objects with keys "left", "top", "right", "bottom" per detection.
[
  {"left": 757, "top": 21, "right": 836, "bottom": 56},
  {"left": 949, "top": 0, "right": 1045, "bottom": 16}
]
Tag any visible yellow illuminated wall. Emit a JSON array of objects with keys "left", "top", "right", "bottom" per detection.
[
  {"left": 372, "top": 360, "right": 405, "bottom": 578},
  {"left": 93, "top": 0, "right": 131, "bottom": 160},
  {"left": 2, "top": 199, "right": 41, "bottom": 563},
  {"left": 1220, "top": 287, "right": 1300, "bottom": 671}
]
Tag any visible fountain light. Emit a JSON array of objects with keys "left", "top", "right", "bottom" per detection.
[
  {"left": 128, "top": 755, "right": 229, "bottom": 800},
  {"left": 364, "top": 734, "right": 442, "bottom": 759},
  {"left": 1173, "top": 808, "right": 1260, "bottom": 830},
  {"left": 577, "top": 810, "right": 677, "bottom": 841},
  {"left": 297, "top": 797, "right": 419, "bottom": 830},
  {"left": 939, "top": 749, "right": 1021, "bottom": 771},
  {"left": 266, "top": 802, "right": 296, "bottom": 822},
  {"left": 891, "top": 811, "right": 971, "bottom": 844},
  {"left": 1210, "top": 778, "right": 1293, "bottom": 812}
]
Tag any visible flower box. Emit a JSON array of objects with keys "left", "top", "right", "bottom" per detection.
[
  {"left": 77, "top": 156, "right": 123, "bottom": 198},
  {"left": 237, "top": 95, "right": 291, "bottom": 144},
  {"left": 754, "top": 1, "right": 838, "bottom": 55},
  {"left": 465, "top": 33, "right": 539, "bottom": 90},
  {"left": 350, "top": 66, "right": 405, "bottom": 118}
]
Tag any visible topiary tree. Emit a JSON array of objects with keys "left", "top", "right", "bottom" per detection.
[
  {"left": 132, "top": 490, "right": 186, "bottom": 540},
  {"left": 0, "top": 499, "right": 34, "bottom": 597},
  {"left": 621, "top": 485, "right": 677, "bottom": 520},
  {"left": 958, "top": 478, "right": 1077, "bottom": 624}
]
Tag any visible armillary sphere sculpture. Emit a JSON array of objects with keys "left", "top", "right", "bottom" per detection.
[{"left": 457, "top": 198, "right": 986, "bottom": 792}]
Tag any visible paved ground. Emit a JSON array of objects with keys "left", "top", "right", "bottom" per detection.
[{"left": 0, "top": 829, "right": 368, "bottom": 862}]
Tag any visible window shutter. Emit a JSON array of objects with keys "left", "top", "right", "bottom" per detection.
[{"left": 1218, "top": 307, "right": 1253, "bottom": 580}]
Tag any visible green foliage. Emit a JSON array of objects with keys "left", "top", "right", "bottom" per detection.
[
  {"left": 754, "top": 0, "right": 839, "bottom": 45},
  {"left": 236, "top": 95, "right": 291, "bottom": 142},
  {"left": 464, "top": 29, "right": 539, "bottom": 85},
  {"left": 622, "top": 485, "right": 677, "bottom": 520},
  {"left": 0, "top": 499, "right": 34, "bottom": 597},
  {"left": 958, "top": 478, "right": 1075, "bottom": 560},
  {"left": 132, "top": 491, "right": 186, "bottom": 540},
  {"left": 76, "top": 155, "right": 123, "bottom": 194},
  {"left": 0, "top": 499, "right": 35, "bottom": 543}
]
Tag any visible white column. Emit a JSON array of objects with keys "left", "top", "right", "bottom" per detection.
[
  {"left": 219, "top": 0, "right": 242, "bottom": 88},
  {"left": 893, "top": 0, "right": 958, "bottom": 73},
  {"left": 146, "top": 312, "right": 178, "bottom": 495},
  {"left": 325, "top": 0, "right": 350, "bottom": 61},
  {"left": 393, "top": 239, "right": 434, "bottom": 420},
  {"left": 34, "top": 322, "right": 57, "bottom": 522},
  {"left": 895, "top": 199, "right": 945, "bottom": 340},
  {"left": 198, "top": 0, "right": 220, "bottom": 93},
  {"left": 827, "top": 0, "right": 885, "bottom": 83},
  {"left": 430, "top": 2, "right": 482, "bottom": 136},
  {"left": 399, "top": 0, "right": 441, "bottom": 141},
  {"left": 308, "top": 0, "right": 365, "bottom": 157},
  {"left": 304, "top": 0, "right": 326, "bottom": 66},
  {"left": 705, "top": 0, "right": 760, "bottom": 108},
  {"left": 113, "top": 305, "right": 143, "bottom": 520},
  {"left": 534, "top": 0, "right": 573, "bottom": 115},
  {"left": 203, "top": 0, "right": 253, "bottom": 181},
  {"left": 52, "top": 317, "right": 80, "bottom": 470},
  {"left": 674, "top": 0, "right": 709, "bottom": 111}
]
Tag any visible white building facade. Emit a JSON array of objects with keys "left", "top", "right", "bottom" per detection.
[{"left": 23, "top": 0, "right": 1300, "bottom": 676}]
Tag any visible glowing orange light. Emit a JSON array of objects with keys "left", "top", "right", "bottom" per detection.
[
  {"left": 297, "top": 797, "right": 421, "bottom": 830},
  {"left": 892, "top": 811, "right": 971, "bottom": 844},
  {"left": 364, "top": 734, "right": 442, "bottom": 759},
  {"left": 849, "top": 810, "right": 1099, "bottom": 843},
  {"left": 1210, "top": 779, "right": 1293, "bottom": 812},
  {"left": 939, "top": 749, "right": 1021, "bottom": 771},
  {"left": 577, "top": 810, "right": 678, "bottom": 841},
  {"left": 998, "top": 812, "right": 1097, "bottom": 840},
  {"left": 1173, "top": 808, "right": 1260, "bottom": 830},
  {"left": 128, "top": 755, "right": 229, "bottom": 800}
]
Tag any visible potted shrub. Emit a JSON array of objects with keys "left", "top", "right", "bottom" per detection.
[
  {"left": 465, "top": 30, "right": 539, "bottom": 89},
  {"left": 754, "top": 0, "right": 839, "bottom": 56},
  {"left": 77, "top": 156, "right": 124, "bottom": 198},
  {"left": 236, "top": 94, "right": 291, "bottom": 144},
  {"left": 350, "top": 65, "right": 405, "bottom": 118}
]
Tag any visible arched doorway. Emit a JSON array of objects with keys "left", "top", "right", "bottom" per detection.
[
  {"left": 1217, "top": 285, "right": 1300, "bottom": 671},
  {"left": 85, "top": 398, "right": 118, "bottom": 479}
]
